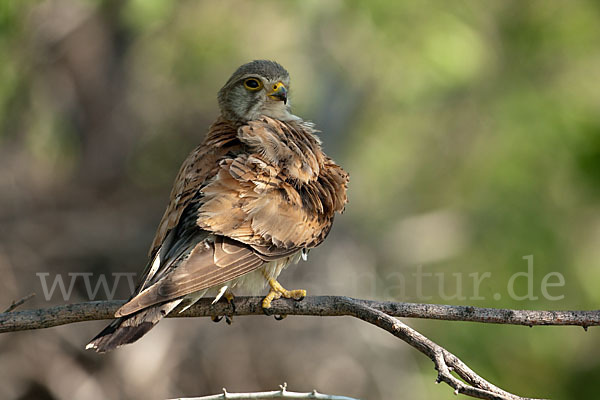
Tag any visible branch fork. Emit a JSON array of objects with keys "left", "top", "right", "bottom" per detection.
[{"left": 1, "top": 295, "right": 584, "bottom": 399}]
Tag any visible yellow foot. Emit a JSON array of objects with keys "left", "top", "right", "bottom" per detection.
[
  {"left": 224, "top": 290, "right": 235, "bottom": 304},
  {"left": 224, "top": 290, "right": 235, "bottom": 325},
  {"left": 261, "top": 278, "right": 306, "bottom": 311}
]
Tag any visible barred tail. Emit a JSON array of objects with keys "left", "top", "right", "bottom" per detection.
[{"left": 85, "top": 299, "right": 182, "bottom": 353}]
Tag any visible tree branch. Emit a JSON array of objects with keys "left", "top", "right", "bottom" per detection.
[
  {"left": 339, "top": 299, "right": 542, "bottom": 400},
  {"left": 1, "top": 296, "right": 598, "bottom": 332},
  {"left": 3, "top": 293, "right": 36, "bottom": 313},
  {"left": 170, "top": 383, "right": 359, "bottom": 399},
  {"left": 2, "top": 295, "right": 589, "bottom": 399}
]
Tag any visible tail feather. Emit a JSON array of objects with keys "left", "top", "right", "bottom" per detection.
[{"left": 86, "top": 299, "right": 182, "bottom": 353}]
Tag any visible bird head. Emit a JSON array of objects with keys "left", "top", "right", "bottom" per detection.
[{"left": 217, "top": 60, "right": 297, "bottom": 123}]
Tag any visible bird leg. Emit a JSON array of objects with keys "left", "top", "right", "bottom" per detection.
[
  {"left": 261, "top": 278, "right": 306, "bottom": 314},
  {"left": 224, "top": 290, "right": 235, "bottom": 325},
  {"left": 211, "top": 289, "right": 236, "bottom": 324}
]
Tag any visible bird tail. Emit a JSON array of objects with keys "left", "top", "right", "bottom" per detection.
[{"left": 85, "top": 299, "right": 182, "bottom": 353}]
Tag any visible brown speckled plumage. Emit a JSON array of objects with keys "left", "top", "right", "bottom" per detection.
[{"left": 87, "top": 60, "right": 348, "bottom": 352}]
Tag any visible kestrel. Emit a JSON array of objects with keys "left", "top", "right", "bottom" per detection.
[{"left": 87, "top": 60, "right": 348, "bottom": 352}]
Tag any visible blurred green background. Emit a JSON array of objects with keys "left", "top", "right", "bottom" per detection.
[{"left": 1, "top": 0, "right": 600, "bottom": 399}]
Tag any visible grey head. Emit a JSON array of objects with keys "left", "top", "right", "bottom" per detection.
[{"left": 217, "top": 60, "right": 299, "bottom": 123}]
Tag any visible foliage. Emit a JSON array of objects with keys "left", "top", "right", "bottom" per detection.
[{"left": 1, "top": 1, "right": 599, "bottom": 399}]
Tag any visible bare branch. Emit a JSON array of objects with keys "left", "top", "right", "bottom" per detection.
[
  {"left": 0, "top": 296, "right": 585, "bottom": 399},
  {"left": 337, "top": 298, "right": 544, "bottom": 400},
  {"left": 171, "top": 383, "right": 359, "bottom": 399},
  {"left": 1, "top": 296, "right": 598, "bottom": 333},
  {"left": 3, "top": 293, "right": 36, "bottom": 313}
]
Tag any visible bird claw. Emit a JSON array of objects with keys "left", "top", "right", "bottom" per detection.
[
  {"left": 261, "top": 278, "right": 306, "bottom": 317},
  {"left": 224, "top": 291, "right": 235, "bottom": 324},
  {"left": 262, "top": 306, "right": 274, "bottom": 316},
  {"left": 227, "top": 296, "right": 236, "bottom": 315},
  {"left": 260, "top": 307, "right": 286, "bottom": 321},
  {"left": 211, "top": 291, "right": 236, "bottom": 324}
]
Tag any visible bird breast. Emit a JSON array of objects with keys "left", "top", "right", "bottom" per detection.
[{"left": 237, "top": 116, "right": 324, "bottom": 183}]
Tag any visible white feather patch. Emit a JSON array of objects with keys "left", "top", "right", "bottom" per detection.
[
  {"left": 178, "top": 290, "right": 207, "bottom": 313},
  {"left": 143, "top": 248, "right": 162, "bottom": 288},
  {"left": 212, "top": 285, "right": 228, "bottom": 304}
]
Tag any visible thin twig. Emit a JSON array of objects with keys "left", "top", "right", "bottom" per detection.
[
  {"left": 171, "top": 383, "right": 359, "bottom": 399},
  {"left": 3, "top": 293, "right": 36, "bottom": 313},
  {"left": 335, "top": 298, "right": 544, "bottom": 400},
  {"left": 0, "top": 296, "right": 598, "bottom": 333}
]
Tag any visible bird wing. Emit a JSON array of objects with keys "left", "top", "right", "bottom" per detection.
[
  {"left": 196, "top": 116, "right": 348, "bottom": 250},
  {"left": 116, "top": 116, "right": 348, "bottom": 317},
  {"left": 148, "top": 117, "right": 240, "bottom": 258}
]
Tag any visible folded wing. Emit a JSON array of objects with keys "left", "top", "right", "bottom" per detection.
[{"left": 116, "top": 116, "right": 348, "bottom": 317}]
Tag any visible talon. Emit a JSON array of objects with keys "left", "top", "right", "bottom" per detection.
[
  {"left": 261, "top": 278, "right": 307, "bottom": 311},
  {"left": 262, "top": 287, "right": 281, "bottom": 310},
  {"left": 225, "top": 290, "right": 235, "bottom": 323},
  {"left": 262, "top": 305, "right": 274, "bottom": 316}
]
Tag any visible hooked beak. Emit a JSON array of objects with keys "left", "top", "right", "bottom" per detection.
[{"left": 267, "top": 82, "right": 287, "bottom": 104}]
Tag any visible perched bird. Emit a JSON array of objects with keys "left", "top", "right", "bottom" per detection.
[{"left": 87, "top": 60, "right": 349, "bottom": 352}]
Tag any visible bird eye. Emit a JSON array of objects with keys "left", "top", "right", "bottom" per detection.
[{"left": 243, "top": 78, "right": 262, "bottom": 91}]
